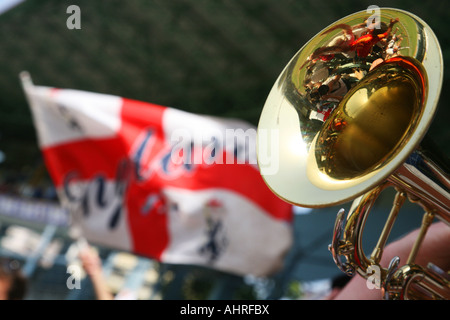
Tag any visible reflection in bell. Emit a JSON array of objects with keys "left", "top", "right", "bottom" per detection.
[{"left": 315, "top": 56, "right": 427, "bottom": 180}]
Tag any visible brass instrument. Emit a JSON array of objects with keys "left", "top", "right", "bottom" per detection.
[{"left": 256, "top": 8, "right": 449, "bottom": 299}]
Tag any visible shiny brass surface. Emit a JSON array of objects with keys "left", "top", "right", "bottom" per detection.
[
  {"left": 256, "top": 8, "right": 449, "bottom": 299},
  {"left": 257, "top": 8, "right": 442, "bottom": 207}
]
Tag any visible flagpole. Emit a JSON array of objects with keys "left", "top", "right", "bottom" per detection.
[
  {"left": 19, "top": 70, "right": 33, "bottom": 91},
  {"left": 19, "top": 70, "right": 36, "bottom": 113}
]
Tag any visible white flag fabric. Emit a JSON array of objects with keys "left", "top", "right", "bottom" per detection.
[{"left": 23, "top": 78, "right": 293, "bottom": 277}]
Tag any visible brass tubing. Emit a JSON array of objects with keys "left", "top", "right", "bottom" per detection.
[
  {"left": 370, "top": 190, "right": 407, "bottom": 264},
  {"left": 406, "top": 211, "right": 435, "bottom": 265}
]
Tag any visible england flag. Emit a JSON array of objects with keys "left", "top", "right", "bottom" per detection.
[{"left": 22, "top": 72, "right": 293, "bottom": 277}]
